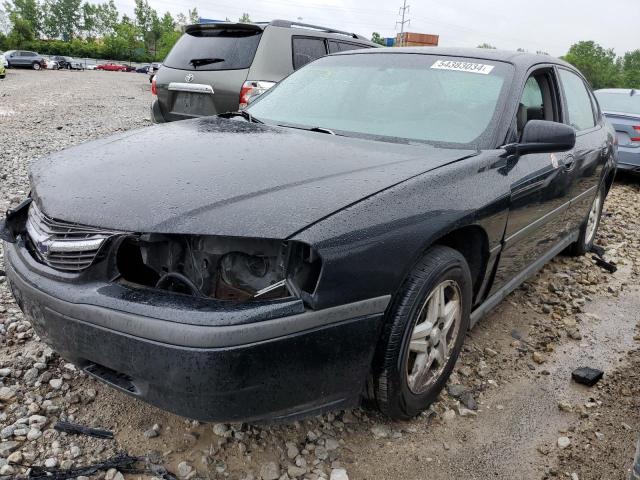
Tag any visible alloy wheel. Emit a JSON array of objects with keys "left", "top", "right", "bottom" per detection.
[
  {"left": 585, "top": 190, "right": 602, "bottom": 245},
  {"left": 406, "top": 279, "right": 462, "bottom": 394}
]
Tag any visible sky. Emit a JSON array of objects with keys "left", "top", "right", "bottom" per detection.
[{"left": 112, "top": 0, "right": 639, "bottom": 57}]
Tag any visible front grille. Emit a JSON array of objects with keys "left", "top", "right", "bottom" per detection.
[{"left": 26, "top": 202, "right": 121, "bottom": 272}]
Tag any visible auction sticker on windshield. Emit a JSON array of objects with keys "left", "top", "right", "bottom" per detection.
[{"left": 431, "top": 60, "right": 495, "bottom": 75}]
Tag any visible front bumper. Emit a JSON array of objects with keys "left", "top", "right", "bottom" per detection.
[{"left": 4, "top": 241, "right": 388, "bottom": 422}]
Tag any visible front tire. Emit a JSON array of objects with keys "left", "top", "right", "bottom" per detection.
[
  {"left": 32, "top": 62, "right": 41, "bottom": 70},
  {"left": 569, "top": 185, "right": 605, "bottom": 256},
  {"left": 373, "top": 245, "right": 472, "bottom": 420}
]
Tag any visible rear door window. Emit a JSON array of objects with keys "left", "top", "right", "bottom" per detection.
[
  {"left": 164, "top": 27, "right": 262, "bottom": 71},
  {"left": 559, "top": 69, "right": 596, "bottom": 131},
  {"left": 292, "top": 37, "right": 327, "bottom": 70}
]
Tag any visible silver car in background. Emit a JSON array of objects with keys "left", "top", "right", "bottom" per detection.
[
  {"left": 150, "top": 20, "right": 378, "bottom": 123},
  {"left": 595, "top": 88, "right": 640, "bottom": 173}
]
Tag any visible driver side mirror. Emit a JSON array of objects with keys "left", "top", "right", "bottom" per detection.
[{"left": 503, "top": 120, "right": 576, "bottom": 157}]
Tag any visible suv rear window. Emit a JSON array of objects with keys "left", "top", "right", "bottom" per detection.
[{"left": 164, "top": 27, "right": 262, "bottom": 71}]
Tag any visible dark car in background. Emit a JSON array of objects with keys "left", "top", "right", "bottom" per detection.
[
  {"left": 150, "top": 19, "right": 378, "bottom": 123},
  {"left": 595, "top": 88, "right": 640, "bottom": 173},
  {"left": 4, "top": 50, "right": 46, "bottom": 70},
  {"left": 51, "top": 55, "right": 72, "bottom": 69},
  {"left": 2, "top": 48, "right": 616, "bottom": 423},
  {"left": 50, "top": 56, "right": 84, "bottom": 70}
]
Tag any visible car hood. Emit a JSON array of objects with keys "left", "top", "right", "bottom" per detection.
[{"left": 30, "top": 117, "right": 475, "bottom": 238}]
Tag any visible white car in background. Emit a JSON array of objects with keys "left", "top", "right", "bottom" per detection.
[
  {"left": 1, "top": 52, "right": 8, "bottom": 68},
  {"left": 46, "top": 58, "right": 60, "bottom": 70}
]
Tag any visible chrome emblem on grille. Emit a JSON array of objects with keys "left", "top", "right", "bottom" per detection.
[{"left": 185, "top": 73, "right": 194, "bottom": 83}]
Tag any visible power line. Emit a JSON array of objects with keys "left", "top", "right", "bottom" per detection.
[{"left": 395, "top": 0, "right": 410, "bottom": 46}]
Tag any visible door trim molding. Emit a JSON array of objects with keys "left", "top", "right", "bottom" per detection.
[
  {"left": 470, "top": 230, "right": 578, "bottom": 328},
  {"left": 504, "top": 197, "right": 571, "bottom": 246}
]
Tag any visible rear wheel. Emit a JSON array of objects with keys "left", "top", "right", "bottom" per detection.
[
  {"left": 373, "top": 245, "right": 472, "bottom": 420},
  {"left": 32, "top": 62, "right": 41, "bottom": 70},
  {"left": 569, "top": 185, "right": 605, "bottom": 256}
]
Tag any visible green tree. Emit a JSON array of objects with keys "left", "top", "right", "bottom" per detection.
[
  {"left": 158, "top": 11, "right": 174, "bottom": 32},
  {"left": 7, "top": 14, "right": 33, "bottom": 45},
  {"left": 370, "top": 32, "right": 385, "bottom": 46},
  {"left": 4, "top": 0, "right": 41, "bottom": 35},
  {"left": 238, "top": 12, "right": 251, "bottom": 23},
  {"left": 563, "top": 41, "right": 620, "bottom": 89},
  {"left": 81, "top": 2, "right": 97, "bottom": 37},
  {"left": 157, "top": 27, "right": 179, "bottom": 59},
  {"left": 95, "top": 0, "right": 118, "bottom": 36},
  {"left": 187, "top": 7, "right": 197, "bottom": 24},
  {"left": 477, "top": 43, "right": 496, "bottom": 49},
  {"left": 42, "top": 0, "right": 82, "bottom": 40},
  {"left": 621, "top": 50, "right": 640, "bottom": 88},
  {"left": 0, "top": 7, "right": 10, "bottom": 34}
]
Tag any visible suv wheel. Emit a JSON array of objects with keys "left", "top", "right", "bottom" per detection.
[
  {"left": 569, "top": 185, "right": 605, "bottom": 256},
  {"left": 32, "top": 62, "right": 41, "bottom": 70},
  {"left": 373, "top": 245, "right": 472, "bottom": 420}
]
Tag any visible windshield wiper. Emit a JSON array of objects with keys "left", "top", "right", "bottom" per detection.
[
  {"left": 309, "top": 127, "right": 335, "bottom": 135},
  {"left": 220, "top": 110, "right": 264, "bottom": 124},
  {"left": 277, "top": 124, "right": 337, "bottom": 135},
  {"left": 189, "top": 57, "right": 225, "bottom": 68}
]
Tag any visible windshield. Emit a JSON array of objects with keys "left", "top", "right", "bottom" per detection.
[
  {"left": 164, "top": 27, "right": 262, "bottom": 71},
  {"left": 247, "top": 54, "right": 512, "bottom": 146},
  {"left": 595, "top": 92, "right": 640, "bottom": 115}
]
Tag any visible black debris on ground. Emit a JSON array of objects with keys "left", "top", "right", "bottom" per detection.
[
  {"left": 590, "top": 244, "right": 606, "bottom": 257},
  {"left": 54, "top": 420, "right": 114, "bottom": 439},
  {"left": 20, "top": 454, "right": 178, "bottom": 480},
  {"left": 592, "top": 256, "right": 618, "bottom": 274},
  {"left": 572, "top": 367, "right": 604, "bottom": 386}
]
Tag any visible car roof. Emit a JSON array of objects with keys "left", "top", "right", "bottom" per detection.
[{"left": 334, "top": 46, "right": 573, "bottom": 69}]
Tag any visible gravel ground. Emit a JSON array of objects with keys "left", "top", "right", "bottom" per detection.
[{"left": 0, "top": 69, "right": 639, "bottom": 480}]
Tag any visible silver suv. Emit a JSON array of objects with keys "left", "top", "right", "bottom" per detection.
[
  {"left": 150, "top": 19, "right": 378, "bottom": 123},
  {"left": 4, "top": 50, "right": 46, "bottom": 70}
]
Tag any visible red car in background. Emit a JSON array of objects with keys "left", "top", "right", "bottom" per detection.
[{"left": 96, "top": 63, "right": 130, "bottom": 72}]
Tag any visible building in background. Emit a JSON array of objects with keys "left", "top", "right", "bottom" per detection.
[{"left": 395, "top": 32, "right": 439, "bottom": 47}]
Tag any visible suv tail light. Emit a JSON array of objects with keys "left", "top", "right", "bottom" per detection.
[
  {"left": 239, "top": 81, "right": 276, "bottom": 109},
  {"left": 631, "top": 126, "right": 640, "bottom": 142},
  {"left": 151, "top": 76, "right": 157, "bottom": 96}
]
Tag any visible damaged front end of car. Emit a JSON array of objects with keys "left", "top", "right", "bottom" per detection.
[
  {"left": 115, "top": 233, "right": 322, "bottom": 304},
  {"left": 1, "top": 199, "right": 323, "bottom": 309}
]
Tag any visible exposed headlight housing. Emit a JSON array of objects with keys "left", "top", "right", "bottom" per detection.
[{"left": 116, "top": 234, "right": 321, "bottom": 304}]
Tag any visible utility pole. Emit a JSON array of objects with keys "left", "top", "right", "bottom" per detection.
[{"left": 396, "top": 0, "right": 410, "bottom": 46}]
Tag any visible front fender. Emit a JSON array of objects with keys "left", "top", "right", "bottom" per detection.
[{"left": 293, "top": 151, "right": 510, "bottom": 310}]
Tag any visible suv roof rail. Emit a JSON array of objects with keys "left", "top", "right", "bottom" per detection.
[{"left": 269, "top": 19, "right": 365, "bottom": 40}]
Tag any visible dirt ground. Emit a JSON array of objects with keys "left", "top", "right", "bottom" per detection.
[{"left": 0, "top": 69, "right": 638, "bottom": 480}]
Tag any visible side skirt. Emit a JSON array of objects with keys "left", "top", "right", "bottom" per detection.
[{"left": 469, "top": 231, "right": 579, "bottom": 328}]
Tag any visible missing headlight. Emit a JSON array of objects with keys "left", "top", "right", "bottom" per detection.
[{"left": 115, "top": 235, "right": 320, "bottom": 303}]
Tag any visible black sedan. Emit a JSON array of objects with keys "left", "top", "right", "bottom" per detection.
[{"left": 1, "top": 48, "right": 616, "bottom": 422}]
